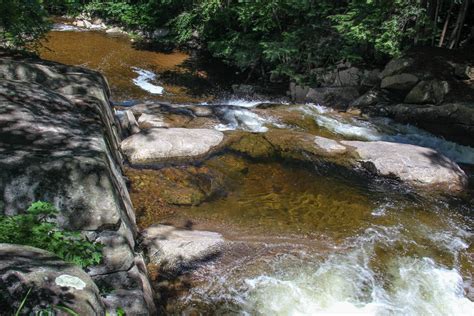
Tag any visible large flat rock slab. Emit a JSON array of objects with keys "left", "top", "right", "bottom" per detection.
[
  {"left": 341, "top": 140, "right": 467, "bottom": 192},
  {"left": 121, "top": 128, "right": 224, "bottom": 164},
  {"left": 142, "top": 225, "right": 224, "bottom": 273},
  {"left": 0, "top": 57, "right": 156, "bottom": 314},
  {"left": 0, "top": 244, "right": 104, "bottom": 315}
]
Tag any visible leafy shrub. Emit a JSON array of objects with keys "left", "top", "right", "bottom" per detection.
[
  {"left": 0, "top": 201, "right": 103, "bottom": 268},
  {"left": 0, "top": 0, "right": 51, "bottom": 50}
]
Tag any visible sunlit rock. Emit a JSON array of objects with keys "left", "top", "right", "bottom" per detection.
[
  {"left": 341, "top": 140, "right": 467, "bottom": 192},
  {"left": 0, "top": 244, "right": 104, "bottom": 315},
  {"left": 137, "top": 113, "right": 168, "bottom": 128},
  {"left": 121, "top": 128, "right": 224, "bottom": 164},
  {"left": 142, "top": 225, "right": 224, "bottom": 274},
  {"left": 314, "top": 136, "right": 347, "bottom": 155}
]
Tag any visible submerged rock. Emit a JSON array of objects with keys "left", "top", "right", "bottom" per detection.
[
  {"left": 0, "top": 244, "right": 104, "bottom": 315},
  {"left": 142, "top": 225, "right": 224, "bottom": 274},
  {"left": 264, "top": 130, "right": 343, "bottom": 161},
  {"left": 341, "top": 140, "right": 467, "bottom": 192},
  {"left": 228, "top": 132, "right": 276, "bottom": 159},
  {"left": 121, "top": 128, "right": 224, "bottom": 165}
]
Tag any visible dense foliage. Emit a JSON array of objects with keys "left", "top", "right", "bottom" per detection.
[
  {"left": 0, "top": 201, "right": 103, "bottom": 268},
  {"left": 0, "top": 0, "right": 50, "bottom": 49},
  {"left": 1, "top": 0, "right": 473, "bottom": 82}
]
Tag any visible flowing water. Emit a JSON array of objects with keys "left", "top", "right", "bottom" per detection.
[
  {"left": 41, "top": 26, "right": 474, "bottom": 315},
  {"left": 40, "top": 26, "right": 219, "bottom": 103}
]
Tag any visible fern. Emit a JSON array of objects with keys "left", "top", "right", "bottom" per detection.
[{"left": 0, "top": 201, "right": 103, "bottom": 268}]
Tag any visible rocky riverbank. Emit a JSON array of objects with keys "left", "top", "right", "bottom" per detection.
[
  {"left": 117, "top": 101, "right": 468, "bottom": 193},
  {"left": 290, "top": 47, "right": 474, "bottom": 147},
  {"left": 1, "top": 42, "right": 473, "bottom": 314},
  {"left": 0, "top": 56, "right": 156, "bottom": 314}
]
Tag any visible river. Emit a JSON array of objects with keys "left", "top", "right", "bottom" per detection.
[{"left": 40, "top": 25, "right": 474, "bottom": 315}]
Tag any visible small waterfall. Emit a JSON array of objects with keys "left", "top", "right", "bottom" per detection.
[
  {"left": 238, "top": 225, "right": 473, "bottom": 315},
  {"left": 131, "top": 67, "right": 164, "bottom": 94},
  {"left": 299, "top": 103, "right": 474, "bottom": 164}
]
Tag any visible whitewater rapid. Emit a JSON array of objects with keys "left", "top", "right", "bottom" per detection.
[
  {"left": 241, "top": 225, "right": 473, "bottom": 315},
  {"left": 131, "top": 67, "right": 164, "bottom": 94},
  {"left": 299, "top": 103, "right": 474, "bottom": 164}
]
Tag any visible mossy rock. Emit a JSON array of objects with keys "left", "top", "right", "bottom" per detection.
[
  {"left": 126, "top": 166, "right": 225, "bottom": 209},
  {"left": 161, "top": 185, "right": 207, "bottom": 206},
  {"left": 228, "top": 132, "right": 275, "bottom": 159},
  {"left": 205, "top": 154, "right": 250, "bottom": 178}
]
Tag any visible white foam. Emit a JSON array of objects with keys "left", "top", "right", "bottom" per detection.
[
  {"left": 52, "top": 24, "right": 80, "bottom": 31},
  {"left": 131, "top": 67, "right": 164, "bottom": 94},
  {"left": 215, "top": 108, "right": 269, "bottom": 133},
  {"left": 220, "top": 99, "right": 267, "bottom": 108},
  {"left": 241, "top": 226, "right": 473, "bottom": 316},
  {"left": 379, "top": 121, "right": 474, "bottom": 164},
  {"left": 389, "top": 257, "right": 473, "bottom": 315},
  {"left": 298, "top": 104, "right": 474, "bottom": 164},
  {"left": 202, "top": 98, "right": 289, "bottom": 108},
  {"left": 315, "top": 115, "right": 381, "bottom": 140}
]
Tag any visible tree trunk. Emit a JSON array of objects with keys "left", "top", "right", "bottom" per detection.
[
  {"left": 448, "top": 0, "right": 470, "bottom": 49},
  {"left": 432, "top": 0, "right": 442, "bottom": 46},
  {"left": 439, "top": 1, "right": 454, "bottom": 47}
]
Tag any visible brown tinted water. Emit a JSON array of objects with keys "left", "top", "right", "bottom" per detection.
[
  {"left": 127, "top": 153, "right": 474, "bottom": 314},
  {"left": 39, "top": 30, "right": 211, "bottom": 102},
  {"left": 42, "top": 28, "right": 474, "bottom": 314}
]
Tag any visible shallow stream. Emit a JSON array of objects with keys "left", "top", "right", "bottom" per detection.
[{"left": 40, "top": 26, "right": 474, "bottom": 315}]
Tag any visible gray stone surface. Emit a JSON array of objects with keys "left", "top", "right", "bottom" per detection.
[
  {"left": 94, "top": 255, "right": 155, "bottom": 315},
  {"left": 121, "top": 128, "right": 224, "bottom": 164},
  {"left": 289, "top": 82, "right": 310, "bottom": 103},
  {"left": 350, "top": 89, "right": 389, "bottom": 108},
  {"left": 453, "top": 63, "right": 474, "bottom": 80},
  {"left": 380, "top": 73, "right": 419, "bottom": 91},
  {"left": 106, "top": 27, "right": 123, "bottom": 34},
  {"left": 142, "top": 225, "right": 224, "bottom": 273},
  {"left": 0, "top": 244, "right": 104, "bottom": 315},
  {"left": 314, "top": 136, "right": 347, "bottom": 155},
  {"left": 305, "top": 86, "right": 360, "bottom": 109},
  {"left": 0, "top": 58, "right": 156, "bottom": 314},
  {"left": 333, "top": 67, "right": 363, "bottom": 87},
  {"left": 116, "top": 110, "right": 140, "bottom": 138},
  {"left": 103, "top": 290, "right": 150, "bottom": 316},
  {"left": 380, "top": 57, "right": 414, "bottom": 78},
  {"left": 138, "top": 113, "right": 168, "bottom": 128},
  {"left": 361, "top": 68, "right": 381, "bottom": 86},
  {"left": 373, "top": 102, "right": 474, "bottom": 146},
  {"left": 341, "top": 140, "right": 467, "bottom": 192},
  {"left": 404, "top": 80, "right": 450, "bottom": 104}
]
